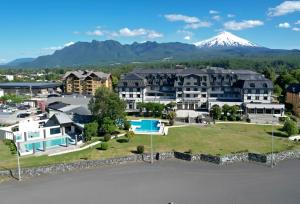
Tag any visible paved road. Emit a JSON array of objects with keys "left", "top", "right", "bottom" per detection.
[{"left": 0, "top": 160, "right": 300, "bottom": 204}]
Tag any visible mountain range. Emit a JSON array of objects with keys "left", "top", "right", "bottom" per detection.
[{"left": 3, "top": 32, "right": 300, "bottom": 68}]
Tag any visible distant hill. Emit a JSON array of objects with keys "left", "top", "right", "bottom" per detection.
[
  {"left": 5, "top": 32, "right": 300, "bottom": 68},
  {"left": 4, "top": 58, "right": 35, "bottom": 67}
]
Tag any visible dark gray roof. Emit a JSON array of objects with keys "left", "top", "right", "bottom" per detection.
[
  {"left": 53, "top": 113, "right": 73, "bottom": 124},
  {"left": 0, "top": 82, "right": 61, "bottom": 89},
  {"left": 287, "top": 83, "right": 300, "bottom": 93},
  {"left": 48, "top": 101, "right": 69, "bottom": 110},
  {"left": 63, "top": 70, "right": 110, "bottom": 80},
  {"left": 234, "top": 79, "right": 273, "bottom": 89}
]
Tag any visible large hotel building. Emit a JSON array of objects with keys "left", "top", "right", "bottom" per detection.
[
  {"left": 63, "top": 70, "right": 112, "bottom": 95},
  {"left": 118, "top": 67, "right": 284, "bottom": 116}
]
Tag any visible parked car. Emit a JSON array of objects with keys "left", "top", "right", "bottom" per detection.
[{"left": 17, "top": 113, "right": 31, "bottom": 118}]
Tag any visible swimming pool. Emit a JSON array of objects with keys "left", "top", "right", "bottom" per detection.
[{"left": 130, "top": 119, "right": 161, "bottom": 133}]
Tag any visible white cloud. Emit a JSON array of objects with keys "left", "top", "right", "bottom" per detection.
[
  {"left": 0, "top": 59, "right": 7, "bottom": 63},
  {"left": 268, "top": 1, "right": 300, "bottom": 17},
  {"left": 209, "top": 10, "right": 219, "bottom": 14},
  {"left": 43, "top": 41, "right": 75, "bottom": 51},
  {"left": 224, "top": 20, "right": 264, "bottom": 30},
  {"left": 212, "top": 15, "right": 221, "bottom": 21},
  {"left": 177, "top": 30, "right": 193, "bottom": 40},
  {"left": 146, "top": 30, "right": 163, "bottom": 39},
  {"left": 227, "top": 14, "right": 235, "bottom": 18},
  {"left": 278, "top": 22, "right": 291, "bottom": 28},
  {"left": 295, "top": 20, "right": 300, "bottom": 24},
  {"left": 86, "top": 29, "right": 104, "bottom": 36},
  {"left": 184, "top": 36, "right": 191, "bottom": 40},
  {"left": 118, "top": 27, "right": 163, "bottom": 38},
  {"left": 292, "top": 27, "right": 300, "bottom": 31},
  {"left": 73, "top": 31, "right": 80, "bottom": 35},
  {"left": 164, "top": 14, "right": 199, "bottom": 23},
  {"left": 185, "top": 21, "right": 212, "bottom": 29}
]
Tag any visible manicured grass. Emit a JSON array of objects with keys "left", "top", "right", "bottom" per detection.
[{"left": 0, "top": 124, "right": 299, "bottom": 170}]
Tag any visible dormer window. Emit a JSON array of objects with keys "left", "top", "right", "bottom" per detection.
[
  {"left": 263, "top": 83, "right": 268, "bottom": 88},
  {"left": 250, "top": 83, "right": 255, "bottom": 88}
]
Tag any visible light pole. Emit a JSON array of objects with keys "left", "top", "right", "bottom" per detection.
[
  {"left": 150, "top": 120, "right": 153, "bottom": 164},
  {"left": 271, "top": 115, "right": 275, "bottom": 168}
]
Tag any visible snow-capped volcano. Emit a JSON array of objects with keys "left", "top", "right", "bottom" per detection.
[{"left": 194, "top": 31, "right": 260, "bottom": 48}]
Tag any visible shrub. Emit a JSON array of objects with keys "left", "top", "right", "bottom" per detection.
[
  {"left": 137, "top": 145, "right": 144, "bottom": 154},
  {"left": 167, "top": 111, "right": 176, "bottom": 126},
  {"left": 3, "top": 139, "right": 17, "bottom": 154},
  {"left": 83, "top": 122, "right": 98, "bottom": 141},
  {"left": 236, "top": 115, "right": 241, "bottom": 121},
  {"left": 282, "top": 119, "right": 299, "bottom": 136},
  {"left": 100, "top": 142, "right": 108, "bottom": 150},
  {"left": 103, "top": 135, "right": 111, "bottom": 142},
  {"left": 228, "top": 115, "right": 236, "bottom": 121},
  {"left": 123, "top": 120, "right": 131, "bottom": 130},
  {"left": 125, "top": 131, "right": 135, "bottom": 141}
]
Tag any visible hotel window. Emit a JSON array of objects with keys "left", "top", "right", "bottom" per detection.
[
  {"left": 186, "top": 88, "right": 190, "bottom": 91},
  {"left": 135, "top": 82, "right": 139, "bottom": 86},
  {"left": 177, "top": 88, "right": 182, "bottom": 91},
  {"left": 255, "top": 96, "right": 259, "bottom": 100},
  {"left": 122, "top": 88, "right": 125, "bottom": 91},
  {"left": 202, "top": 88, "right": 206, "bottom": 92},
  {"left": 247, "top": 96, "right": 251, "bottom": 100},
  {"left": 122, "top": 94, "right": 125, "bottom": 98},
  {"left": 201, "top": 94, "right": 206, "bottom": 97},
  {"left": 186, "top": 94, "right": 190, "bottom": 98},
  {"left": 264, "top": 90, "right": 268, "bottom": 94},
  {"left": 123, "top": 82, "right": 128, "bottom": 86},
  {"left": 129, "top": 94, "right": 133, "bottom": 98},
  {"left": 178, "top": 94, "right": 182, "bottom": 97},
  {"left": 194, "top": 94, "right": 198, "bottom": 98},
  {"left": 193, "top": 88, "right": 198, "bottom": 91},
  {"left": 256, "top": 89, "right": 260, "bottom": 94},
  {"left": 264, "top": 96, "right": 268, "bottom": 100},
  {"left": 137, "top": 94, "right": 141, "bottom": 98},
  {"left": 137, "top": 88, "right": 140, "bottom": 91},
  {"left": 250, "top": 83, "right": 255, "bottom": 88}
]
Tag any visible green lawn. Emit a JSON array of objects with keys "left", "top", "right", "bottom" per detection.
[{"left": 0, "top": 124, "right": 299, "bottom": 170}]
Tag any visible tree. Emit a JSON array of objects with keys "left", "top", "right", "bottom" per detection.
[
  {"left": 283, "top": 119, "right": 299, "bottom": 136},
  {"left": 166, "top": 102, "right": 176, "bottom": 110},
  {"left": 222, "top": 104, "right": 230, "bottom": 116},
  {"left": 101, "top": 117, "right": 116, "bottom": 135},
  {"left": 229, "top": 105, "right": 239, "bottom": 116},
  {"left": 88, "top": 87, "right": 126, "bottom": 135},
  {"left": 274, "top": 84, "right": 282, "bottom": 96},
  {"left": 125, "top": 131, "right": 135, "bottom": 141},
  {"left": 167, "top": 111, "right": 177, "bottom": 126},
  {"left": 83, "top": 122, "right": 98, "bottom": 141},
  {"left": 88, "top": 87, "right": 126, "bottom": 122},
  {"left": 263, "top": 68, "right": 276, "bottom": 82},
  {"left": 210, "top": 105, "right": 221, "bottom": 120}
]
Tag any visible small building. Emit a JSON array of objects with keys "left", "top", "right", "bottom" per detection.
[
  {"left": 0, "top": 113, "right": 84, "bottom": 156},
  {"left": 286, "top": 83, "right": 300, "bottom": 116},
  {"left": 0, "top": 82, "right": 61, "bottom": 96}
]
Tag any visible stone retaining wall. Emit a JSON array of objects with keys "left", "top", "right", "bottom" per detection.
[{"left": 1, "top": 150, "right": 299, "bottom": 178}]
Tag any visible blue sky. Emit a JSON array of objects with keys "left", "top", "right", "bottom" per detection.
[{"left": 1, "top": 0, "right": 300, "bottom": 62}]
